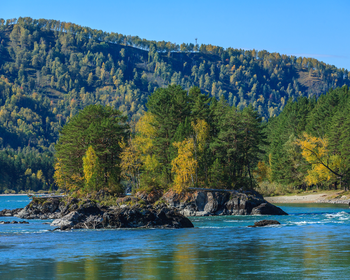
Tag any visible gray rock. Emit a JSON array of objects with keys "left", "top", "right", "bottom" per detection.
[
  {"left": 251, "top": 203, "right": 287, "bottom": 215},
  {"left": 195, "top": 211, "right": 210, "bottom": 216},
  {"left": 248, "top": 220, "right": 281, "bottom": 227},
  {"left": 204, "top": 192, "right": 219, "bottom": 213},
  {"left": 0, "top": 208, "right": 23, "bottom": 217},
  {"left": 162, "top": 189, "right": 287, "bottom": 216},
  {"left": 51, "top": 211, "right": 83, "bottom": 227}
]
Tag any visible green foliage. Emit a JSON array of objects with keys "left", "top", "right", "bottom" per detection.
[
  {"left": 83, "top": 146, "right": 101, "bottom": 191},
  {"left": 265, "top": 85, "right": 350, "bottom": 192},
  {"left": 0, "top": 146, "right": 54, "bottom": 192},
  {"left": 1, "top": 17, "right": 349, "bottom": 193},
  {"left": 147, "top": 85, "right": 191, "bottom": 183},
  {"left": 125, "top": 85, "right": 266, "bottom": 192},
  {"left": 54, "top": 104, "right": 128, "bottom": 195}
]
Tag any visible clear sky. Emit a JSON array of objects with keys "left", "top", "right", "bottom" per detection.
[{"left": 2, "top": 0, "right": 349, "bottom": 70}]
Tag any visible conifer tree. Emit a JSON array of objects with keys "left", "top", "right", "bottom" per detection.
[
  {"left": 55, "top": 104, "right": 128, "bottom": 194},
  {"left": 146, "top": 85, "right": 191, "bottom": 183}
]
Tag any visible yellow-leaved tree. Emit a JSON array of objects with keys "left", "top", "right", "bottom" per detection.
[
  {"left": 192, "top": 119, "right": 210, "bottom": 185},
  {"left": 255, "top": 161, "right": 271, "bottom": 183},
  {"left": 120, "top": 112, "right": 160, "bottom": 189},
  {"left": 295, "top": 133, "right": 345, "bottom": 188},
  {"left": 54, "top": 158, "right": 84, "bottom": 192},
  {"left": 120, "top": 139, "right": 142, "bottom": 188},
  {"left": 53, "top": 158, "right": 65, "bottom": 190},
  {"left": 83, "top": 146, "right": 101, "bottom": 191},
  {"left": 192, "top": 119, "right": 210, "bottom": 153},
  {"left": 171, "top": 139, "right": 198, "bottom": 193}
]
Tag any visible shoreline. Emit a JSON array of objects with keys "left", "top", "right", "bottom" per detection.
[
  {"left": 2, "top": 192, "right": 349, "bottom": 205},
  {"left": 265, "top": 193, "right": 350, "bottom": 205},
  {"left": 0, "top": 194, "right": 29, "bottom": 197}
]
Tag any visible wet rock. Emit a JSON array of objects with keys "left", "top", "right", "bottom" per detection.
[
  {"left": 248, "top": 220, "right": 281, "bottom": 227},
  {"left": 0, "top": 208, "right": 23, "bottom": 217},
  {"left": 251, "top": 203, "right": 287, "bottom": 215},
  {"left": 60, "top": 225, "right": 72, "bottom": 231},
  {"left": 0, "top": 219, "right": 28, "bottom": 224}
]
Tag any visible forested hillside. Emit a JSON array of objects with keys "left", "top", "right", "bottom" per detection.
[
  {"left": 0, "top": 17, "right": 349, "bottom": 193},
  {"left": 259, "top": 85, "right": 350, "bottom": 194}
]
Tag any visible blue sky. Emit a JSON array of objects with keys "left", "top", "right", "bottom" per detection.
[{"left": 2, "top": 0, "right": 349, "bottom": 70}]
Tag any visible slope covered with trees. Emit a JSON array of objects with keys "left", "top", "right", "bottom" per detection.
[
  {"left": 260, "top": 85, "right": 350, "bottom": 194},
  {"left": 0, "top": 17, "right": 349, "bottom": 193}
]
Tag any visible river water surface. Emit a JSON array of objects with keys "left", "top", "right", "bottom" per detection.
[{"left": 1, "top": 195, "right": 350, "bottom": 279}]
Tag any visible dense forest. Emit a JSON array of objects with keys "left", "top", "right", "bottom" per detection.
[
  {"left": 54, "top": 86, "right": 265, "bottom": 197},
  {"left": 259, "top": 85, "right": 350, "bottom": 194},
  {"left": 0, "top": 17, "right": 349, "bottom": 193}
]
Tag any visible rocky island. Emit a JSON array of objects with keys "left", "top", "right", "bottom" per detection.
[{"left": 0, "top": 188, "right": 287, "bottom": 231}]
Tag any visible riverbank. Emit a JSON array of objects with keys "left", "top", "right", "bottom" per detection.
[
  {"left": 0, "top": 194, "right": 29, "bottom": 196},
  {"left": 265, "top": 191, "right": 350, "bottom": 204}
]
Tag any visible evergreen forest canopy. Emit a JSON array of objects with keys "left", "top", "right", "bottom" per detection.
[
  {"left": 54, "top": 86, "right": 266, "bottom": 196},
  {"left": 0, "top": 17, "right": 349, "bottom": 193},
  {"left": 260, "top": 85, "right": 350, "bottom": 194}
]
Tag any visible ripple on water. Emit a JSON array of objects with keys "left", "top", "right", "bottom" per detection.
[{"left": 2, "top": 199, "right": 350, "bottom": 279}]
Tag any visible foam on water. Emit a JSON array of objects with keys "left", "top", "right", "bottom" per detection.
[{"left": 325, "top": 211, "right": 350, "bottom": 219}]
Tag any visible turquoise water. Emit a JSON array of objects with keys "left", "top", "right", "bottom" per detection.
[{"left": 1, "top": 196, "right": 350, "bottom": 279}]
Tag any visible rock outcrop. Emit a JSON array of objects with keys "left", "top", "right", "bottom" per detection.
[
  {"left": 162, "top": 189, "right": 288, "bottom": 216},
  {"left": 0, "top": 220, "right": 29, "bottom": 224},
  {"left": 51, "top": 203, "right": 193, "bottom": 230},
  {"left": 248, "top": 220, "right": 281, "bottom": 227},
  {"left": 3, "top": 188, "right": 286, "bottom": 230},
  {"left": 12, "top": 196, "right": 194, "bottom": 230},
  {"left": 16, "top": 197, "right": 62, "bottom": 219},
  {"left": 0, "top": 208, "right": 22, "bottom": 217}
]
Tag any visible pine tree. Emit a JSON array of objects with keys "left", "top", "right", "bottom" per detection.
[
  {"left": 146, "top": 85, "right": 191, "bottom": 183},
  {"left": 55, "top": 104, "right": 128, "bottom": 194}
]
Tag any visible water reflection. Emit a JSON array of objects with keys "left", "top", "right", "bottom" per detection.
[{"left": 1, "top": 204, "right": 350, "bottom": 279}]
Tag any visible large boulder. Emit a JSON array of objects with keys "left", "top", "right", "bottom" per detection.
[
  {"left": 248, "top": 220, "right": 281, "bottom": 227},
  {"left": 51, "top": 211, "right": 84, "bottom": 227},
  {"left": 101, "top": 206, "right": 194, "bottom": 229},
  {"left": 251, "top": 202, "right": 287, "bottom": 215},
  {"left": 16, "top": 197, "right": 61, "bottom": 219},
  {"left": 161, "top": 189, "right": 287, "bottom": 216}
]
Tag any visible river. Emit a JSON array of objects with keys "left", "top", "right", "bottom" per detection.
[{"left": 1, "top": 195, "right": 350, "bottom": 279}]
